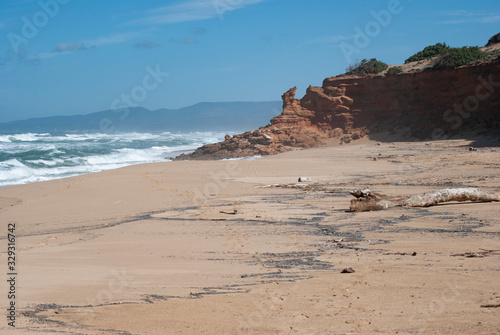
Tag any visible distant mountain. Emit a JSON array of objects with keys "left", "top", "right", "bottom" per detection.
[{"left": 0, "top": 101, "right": 282, "bottom": 134}]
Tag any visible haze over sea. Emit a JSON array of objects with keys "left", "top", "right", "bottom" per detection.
[{"left": 0, "top": 131, "right": 230, "bottom": 187}]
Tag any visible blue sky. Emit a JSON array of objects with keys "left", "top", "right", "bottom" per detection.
[{"left": 0, "top": 0, "right": 499, "bottom": 122}]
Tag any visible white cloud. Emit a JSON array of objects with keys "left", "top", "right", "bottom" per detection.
[
  {"left": 133, "top": 40, "right": 161, "bottom": 49},
  {"left": 128, "top": 0, "right": 266, "bottom": 25},
  {"left": 53, "top": 32, "right": 141, "bottom": 53},
  {"left": 85, "top": 32, "right": 141, "bottom": 47},
  {"left": 29, "top": 31, "right": 143, "bottom": 63},
  {"left": 441, "top": 16, "right": 500, "bottom": 24},
  {"left": 53, "top": 42, "right": 87, "bottom": 52},
  {"left": 439, "top": 10, "right": 500, "bottom": 24},
  {"left": 38, "top": 51, "right": 71, "bottom": 59},
  {"left": 479, "top": 15, "right": 500, "bottom": 23}
]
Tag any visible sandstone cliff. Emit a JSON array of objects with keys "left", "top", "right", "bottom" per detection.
[{"left": 175, "top": 43, "right": 500, "bottom": 161}]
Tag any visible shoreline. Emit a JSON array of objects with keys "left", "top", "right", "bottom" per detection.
[
  {"left": 1, "top": 139, "right": 499, "bottom": 334},
  {"left": 0, "top": 130, "right": 233, "bottom": 188},
  {"left": 0, "top": 154, "right": 266, "bottom": 189}
]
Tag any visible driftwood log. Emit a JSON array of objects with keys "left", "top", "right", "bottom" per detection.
[{"left": 349, "top": 188, "right": 500, "bottom": 212}]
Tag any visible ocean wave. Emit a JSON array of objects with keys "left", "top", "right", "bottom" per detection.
[
  {"left": 0, "top": 159, "right": 57, "bottom": 186},
  {"left": 0, "top": 131, "right": 227, "bottom": 187},
  {"left": 0, "top": 133, "right": 52, "bottom": 143}
]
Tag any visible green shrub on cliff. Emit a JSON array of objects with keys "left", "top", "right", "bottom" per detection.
[
  {"left": 386, "top": 66, "right": 403, "bottom": 76},
  {"left": 405, "top": 42, "right": 450, "bottom": 63},
  {"left": 346, "top": 58, "right": 388, "bottom": 76},
  {"left": 433, "top": 46, "right": 488, "bottom": 69}
]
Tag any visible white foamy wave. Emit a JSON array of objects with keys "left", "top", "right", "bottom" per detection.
[
  {"left": 0, "top": 159, "right": 69, "bottom": 186},
  {"left": 86, "top": 147, "right": 162, "bottom": 167},
  {"left": 0, "top": 159, "right": 34, "bottom": 181},
  {"left": 0, "top": 142, "right": 58, "bottom": 154},
  {"left": 154, "top": 145, "right": 198, "bottom": 154},
  {"left": 62, "top": 133, "right": 139, "bottom": 142},
  {"left": 26, "top": 158, "right": 66, "bottom": 167},
  {"left": 0, "top": 149, "right": 161, "bottom": 187},
  {"left": 0, "top": 131, "right": 229, "bottom": 187},
  {"left": 2, "top": 133, "right": 52, "bottom": 142}
]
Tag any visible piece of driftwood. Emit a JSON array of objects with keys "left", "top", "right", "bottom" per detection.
[
  {"left": 451, "top": 249, "right": 500, "bottom": 258},
  {"left": 349, "top": 188, "right": 500, "bottom": 212},
  {"left": 219, "top": 210, "right": 238, "bottom": 215},
  {"left": 480, "top": 304, "right": 500, "bottom": 308}
]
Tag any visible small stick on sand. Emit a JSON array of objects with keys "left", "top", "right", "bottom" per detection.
[
  {"left": 349, "top": 188, "right": 500, "bottom": 212},
  {"left": 480, "top": 304, "right": 500, "bottom": 308}
]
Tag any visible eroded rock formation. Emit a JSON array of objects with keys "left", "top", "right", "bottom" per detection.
[{"left": 175, "top": 50, "right": 500, "bottom": 161}]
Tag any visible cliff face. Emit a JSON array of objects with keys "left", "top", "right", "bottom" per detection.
[
  {"left": 175, "top": 60, "right": 500, "bottom": 161},
  {"left": 305, "top": 61, "right": 500, "bottom": 139}
]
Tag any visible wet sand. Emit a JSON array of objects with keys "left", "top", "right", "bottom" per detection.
[{"left": 1, "top": 139, "right": 499, "bottom": 334}]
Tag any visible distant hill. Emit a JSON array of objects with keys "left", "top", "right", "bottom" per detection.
[{"left": 0, "top": 101, "right": 282, "bottom": 134}]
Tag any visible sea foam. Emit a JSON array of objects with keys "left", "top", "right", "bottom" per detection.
[{"left": 0, "top": 131, "right": 230, "bottom": 187}]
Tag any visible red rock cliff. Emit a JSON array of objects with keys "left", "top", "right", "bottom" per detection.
[{"left": 175, "top": 59, "right": 500, "bottom": 161}]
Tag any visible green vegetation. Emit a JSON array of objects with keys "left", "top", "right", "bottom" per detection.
[
  {"left": 386, "top": 66, "right": 403, "bottom": 76},
  {"left": 433, "top": 46, "right": 488, "bottom": 69},
  {"left": 405, "top": 42, "right": 450, "bottom": 63},
  {"left": 344, "top": 42, "right": 489, "bottom": 77},
  {"left": 346, "top": 58, "right": 388, "bottom": 76}
]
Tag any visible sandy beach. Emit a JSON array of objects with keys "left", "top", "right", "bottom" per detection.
[{"left": 1, "top": 139, "right": 499, "bottom": 334}]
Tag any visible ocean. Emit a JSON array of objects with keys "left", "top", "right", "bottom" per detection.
[{"left": 0, "top": 131, "right": 230, "bottom": 187}]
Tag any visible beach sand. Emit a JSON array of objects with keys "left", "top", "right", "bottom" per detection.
[{"left": 1, "top": 139, "right": 499, "bottom": 334}]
